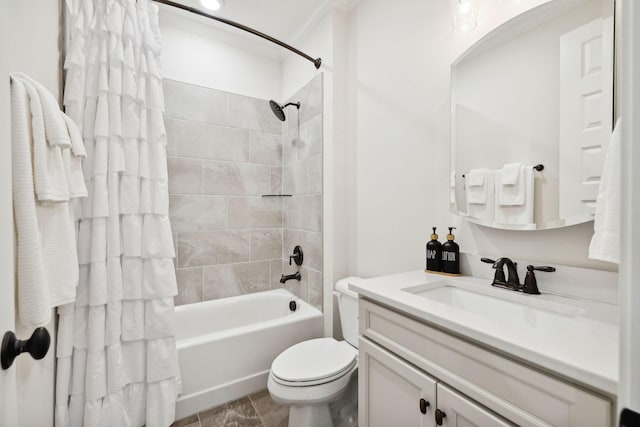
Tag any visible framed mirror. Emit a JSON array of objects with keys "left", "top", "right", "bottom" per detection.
[{"left": 450, "top": 0, "right": 614, "bottom": 230}]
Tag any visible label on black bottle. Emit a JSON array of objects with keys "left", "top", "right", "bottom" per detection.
[
  {"left": 442, "top": 251, "right": 456, "bottom": 262},
  {"left": 426, "top": 248, "right": 440, "bottom": 271}
]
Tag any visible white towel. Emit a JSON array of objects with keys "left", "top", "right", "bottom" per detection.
[
  {"left": 494, "top": 167, "right": 534, "bottom": 227},
  {"left": 467, "top": 170, "right": 495, "bottom": 224},
  {"left": 466, "top": 168, "right": 488, "bottom": 204},
  {"left": 497, "top": 164, "right": 525, "bottom": 206},
  {"left": 11, "top": 78, "right": 51, "bottom": 327},
  {"left": 501, "top": 162, "right": 522, "bottom": 185},
  {"left": 14, "top": 75, "right": 70, "bottom": 202},
  {"left": 11, "top": 75, "right": 87, "bottom": 327},
  {"left": 13, "top": 72, "right": 72, "bottom": 148},
  {"left": 589, "top": 119, "right": 621, "bottom": 263}
]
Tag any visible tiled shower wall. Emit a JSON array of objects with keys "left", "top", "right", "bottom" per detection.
[
  {"left": 164, "top": 76, "right": 322, "bottom": 310},
  {"left": 281, "top": 75, "right": 323, "bottom": 310}
]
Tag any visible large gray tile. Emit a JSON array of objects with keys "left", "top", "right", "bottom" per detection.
[
  {"left": 297, "top": 114, "right": 323, "bottom": 160},
  {"left": 171, "top": 413, "right": 200, "bottom": 427},
  {"left": 308, "top": 155, "right": 322, "bottom": 194},
  {"left": 177, "top": 230, "right": 250, "bottom": 268},
  {"left": 251, "top": 229, "right": 283, "bottom": 261},
  {"left": 307, "top": 268, "right": 323, "bottom": 311},
  {"left": 204, "top": 261, "right": 271, "bottom": 300},
  {"left": 203, "top": 264, "right": 240, "bottom": 300},
  {"left": 163, "top": 79, "right": 226, "bottom": 125},
  {"left": 283, "top": 160, "right": 309, "bottom": 195},
  {"left": 228, "top": 93, "right": 283, "bottom": 135},
  {"left": 168, "top": 157, "right": 203, "bottom": 195},
  {"left": 233, "top": 261, "right": 271, "bottom": 294},
  {"left": 199, "top": 397, "right": 262, "bottom": 427},
  {"left": 250, "top": 389, "right": 289, "bottom": 427},
  {"left": 285, "top": 194, "right": 322, "bottom": 232},
  {"left": 284, "top": 229, "right": 322, "bottom": 272},
  {"left": 250, "top": 132, "right": 282, "bottom": 165},
  {"left": 286, "top": 74, "right": 323, "bottom": 126},
  {"left": 228, "top": 197, "right": 283, "bottom": 229},
  {"left": 270, "top": 259, "right": 283, "bottom": 289},
  {"left": 165, "top": 117, "right": 179, "bottom": 156},
  {"left": 178, "top": 121, "right": 250, "bottom": 162},
  {"left": 203, "top": 161, "right": 272, "bottom": 196},
  {"left": 174, "top": 267, "right": 203, "bottom": 306},
  {"left": 204, "top": 262, "right": 271, "bottom": 299},
  {"left": 169, "top": 195, "right": 227, "bottom": 231},
  {"left": 282, "top": 128, "right": 299, "bottom": 166},
  {"left": 270, "top": 167, "right": 283, "bottom": 195}
]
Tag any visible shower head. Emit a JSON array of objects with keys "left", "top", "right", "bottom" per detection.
[{"left": 269, "top": 100, "right": 300, "bottom": 122}]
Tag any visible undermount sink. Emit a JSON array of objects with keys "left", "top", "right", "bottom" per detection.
[{"left": 402, "top": 280, "right": 586, "bottom": 320}]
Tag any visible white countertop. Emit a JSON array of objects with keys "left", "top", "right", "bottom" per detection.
[{"left": 350, "top": 270, "right": 619, "bottom": 396}]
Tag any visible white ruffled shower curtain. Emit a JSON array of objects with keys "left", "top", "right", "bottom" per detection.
[{"left": 55, "top": 0, "right": 180, "bottom": 425}]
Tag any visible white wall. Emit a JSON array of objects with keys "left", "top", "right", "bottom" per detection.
[
  {"left": 159, "top": 5, "right": 282, "bottom": 100},
  {"left": 8, "top": 1, "right": 62, "bottom": 426},
  {"left": 347, "top": 0, "right": 452, "bottom": 277},
  {"left": 346, "top": 0, "right": 617, "bottom": 276}
]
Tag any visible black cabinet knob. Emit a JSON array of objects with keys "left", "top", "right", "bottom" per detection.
[
  {"left": 419, "top": 398, "right": 430, "bottom": 414},
  {"left": 435, "top": 408, "right": 447, "bottom": 425},
  {"left": 1, "top": 327, "right": 50, "bottom": 370}
]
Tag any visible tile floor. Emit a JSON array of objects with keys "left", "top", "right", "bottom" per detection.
[{"left": 171, "top": 389, "right": 289, "bottom": 427}]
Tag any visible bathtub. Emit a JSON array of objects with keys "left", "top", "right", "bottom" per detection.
[{"left": 174, "top": 289, "right": 323, "bottom": 419}]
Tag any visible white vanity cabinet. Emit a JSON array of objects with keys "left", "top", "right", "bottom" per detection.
[
  {"left": 358, "top": 298, "right": 613, "bottom": 427},
  {"left": 360, "top": 337, "right": 514, "bottom": 427}
]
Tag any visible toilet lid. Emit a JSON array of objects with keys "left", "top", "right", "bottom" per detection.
[{"left": 271, "top": 338, "right": 357, "bottom": 383}]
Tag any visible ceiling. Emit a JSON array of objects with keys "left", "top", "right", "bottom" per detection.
[{"left": 164, "top": 0, "right": 333, "bottom": 42}]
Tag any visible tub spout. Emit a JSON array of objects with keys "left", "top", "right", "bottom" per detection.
[{"left": 280, "top": 272, "right": 301, "bottom": 284}]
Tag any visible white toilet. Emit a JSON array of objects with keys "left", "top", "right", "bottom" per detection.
[{"left": 268, "top": 277, "right": 362, "bottom": 427}]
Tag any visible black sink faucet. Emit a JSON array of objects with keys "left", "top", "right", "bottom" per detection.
[
  {"left": 481, "top": 257, "right": 519, "bottom": 289},
  {"left": 481, "top": 257, "right": 556, "bottom": 294}
]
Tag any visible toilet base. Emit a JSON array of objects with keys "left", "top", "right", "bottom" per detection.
[
  {"left": 285, "top": 375, "right": 358, "bottom": 427},
  {"left": 290, "top": 404, "right": 333, "bottom": 427}
]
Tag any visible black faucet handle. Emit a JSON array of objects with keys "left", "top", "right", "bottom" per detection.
[
  {"left": 481, "top": 257, "right": 496, "bottom": 264},
  {"left": 289, "top": 246, "right": 304, "bottom": 266},
  {"left": 528, "top": 265, "right": 556, "bottom": 273}
]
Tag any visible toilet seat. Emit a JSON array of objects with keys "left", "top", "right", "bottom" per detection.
[{"left": 270, "top": 338, "right": 357, "bottom": 387}]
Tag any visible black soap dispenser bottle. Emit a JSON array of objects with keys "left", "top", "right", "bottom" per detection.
[
  {"left": 441, "top": 227, "right": 460, "bottom": 274},
  {"left": 426, "top": 227, "right": 442, "bottom": 272}
]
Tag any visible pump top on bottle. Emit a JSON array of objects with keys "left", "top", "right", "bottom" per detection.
[{"left": 426, "top": 227, "right": 442, "bottom": 272}]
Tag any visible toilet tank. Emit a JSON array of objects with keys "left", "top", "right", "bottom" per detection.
[{"left": 334, "top": 277, "right": 363, "bottom": 348}]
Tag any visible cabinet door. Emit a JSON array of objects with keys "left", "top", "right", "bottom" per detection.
[
  {"left": 359, "top": 338, "right": 437, "bottom": 427},
  {"left": 435, "top": 383, "right": 515, "bottom": 427}
]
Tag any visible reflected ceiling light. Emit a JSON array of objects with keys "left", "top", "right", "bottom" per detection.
[
  {"left": 200, "top": 0, "right": 224, "bottom": 11},
  {"left": 454, "top": 0, "right": 478, "bottom": 33}
]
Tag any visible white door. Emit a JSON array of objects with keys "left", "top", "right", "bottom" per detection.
[
  {"left": 559, "top": 17, "right": 614, "bottom": 220},
  {"left": 359, "top": 338, "right": 437, "bottom": 427},
  {"left": 435, "top": 383, "right": 515, "bottom": 427},
  {"left": 0, "top": 0, "right": 18, "bottom": 425}
]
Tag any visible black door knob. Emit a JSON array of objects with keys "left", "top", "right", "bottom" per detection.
[
  {"left": 1, "top": 327, "right": 51, "bottom": 370},
  {"left": 435, "top": 408, "right": 447, "bottom": 425},
  {"left": 419, "top": 398, "right": 430, "bottom": 414}
]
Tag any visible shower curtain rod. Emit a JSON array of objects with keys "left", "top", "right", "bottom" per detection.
[{"left": 151, "top": 0, "right": 322, "bottom": 69}]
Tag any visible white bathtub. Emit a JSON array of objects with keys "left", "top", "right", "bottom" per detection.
[{"left": 174, "top": 289, "right": 323, "bottom": 419}]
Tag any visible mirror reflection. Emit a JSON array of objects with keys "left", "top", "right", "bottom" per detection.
[{"left": 451, "top": 0, "right": 614, "bottom": 230}]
